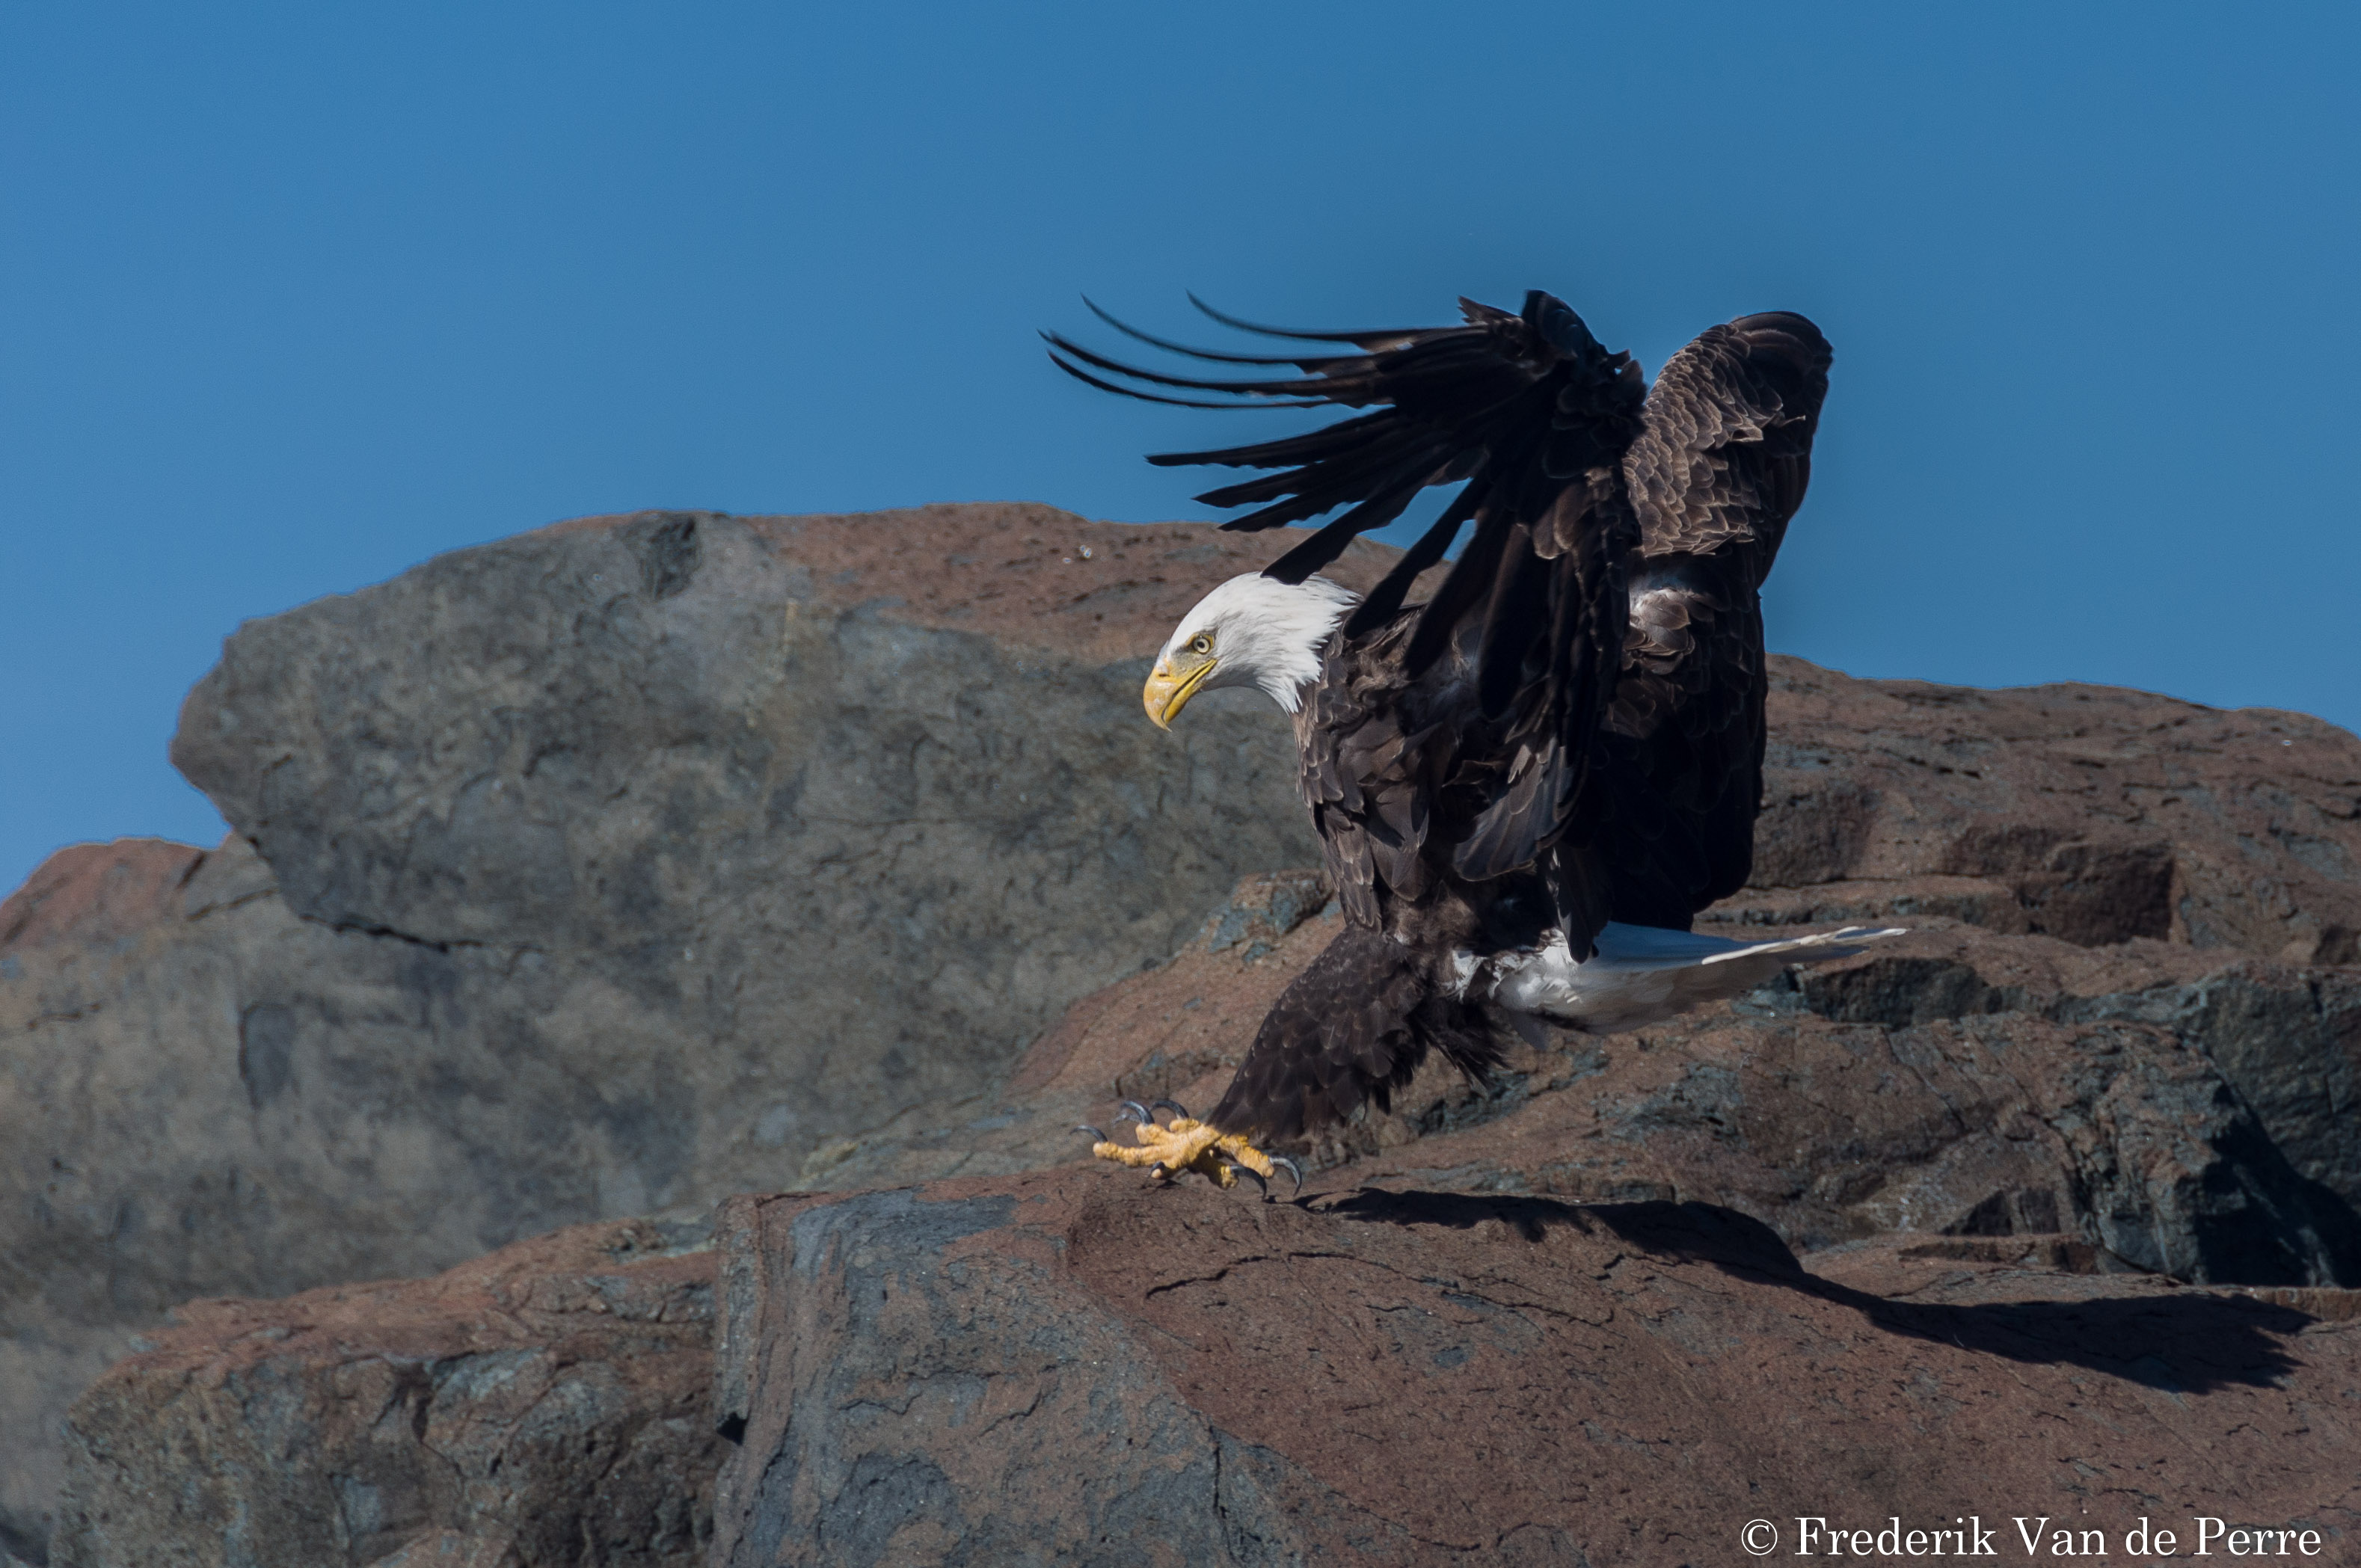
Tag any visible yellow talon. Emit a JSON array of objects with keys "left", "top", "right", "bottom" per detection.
[{"left": 1087, "top": 1111, "right": 1283, "bottom": 1192}]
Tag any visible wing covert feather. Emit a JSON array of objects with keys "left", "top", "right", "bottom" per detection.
[
  {"left": 1597, "top": 311, "right": 1832, "bottom": 926},
  {"left": 1625, "top": 312, "right": 1830, "bottom": 557}
]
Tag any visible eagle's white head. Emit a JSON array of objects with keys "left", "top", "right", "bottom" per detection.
[{"left": 1142, "top": 572, "right": 1360, "bottom": 729}]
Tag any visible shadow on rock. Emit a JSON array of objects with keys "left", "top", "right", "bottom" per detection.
[
  {"left": 1820, "top": 1279, "right": 2311, "bottom": 1395},
  {"left": 1318, "top": 1188, "right": 1805, "bottom": 1273},
  {"left": 1318, "top": 1187, "right": 2312, "bottom": 1394}
]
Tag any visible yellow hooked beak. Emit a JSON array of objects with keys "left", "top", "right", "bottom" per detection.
[{"left": 1143, "top": 655, "right": 1217, "bottom": 731}]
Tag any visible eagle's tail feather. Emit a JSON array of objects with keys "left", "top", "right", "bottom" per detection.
[{"left": 1492, "top": 922, "right": 1907, "bottom": 1036}]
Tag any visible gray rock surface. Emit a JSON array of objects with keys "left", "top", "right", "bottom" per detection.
[
  {"left": 53, "top": 1212, "right": 718, "bottom": 1568},
  {"left": 167, "top": 505, "right": 1345, "bottom": 1147},
  {"left": 5, "top": 504, "right": 1423, "bottom": 1560}
]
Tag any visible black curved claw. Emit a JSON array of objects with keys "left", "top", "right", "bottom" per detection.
[
  {"left": 1118, "top": 1099, "right": 1153, "bottom": 1125},
  {"left": 1225, "top": 1162, "right": 1270, "bottom": 1199},
  {"left": 1151, "top": 1098, "right": 1193, "bottom": 1122},
  {"left": 1146, "top": 1160, "right": 1173, "bottom": 1183},
  {"left": 1074, "top": 1125, "right": 1108, "bottom": 1143},
  {"left": 1267, "top": 1155, "right": 1304, "bottom": 1198}
]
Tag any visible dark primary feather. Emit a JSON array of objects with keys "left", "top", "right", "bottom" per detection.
[
  {"left": 1053, "top": 296, "right": 1830, "bottom": 1143},
  {"left": 1184, "top": 292, "right": 1432, "bottom": 348},
  {"left": 1048, "top": 290, "right": 1642, "bottom": 567},
  {"left": 1080, "top": 296, "right": 1350, "bottom": 368}
]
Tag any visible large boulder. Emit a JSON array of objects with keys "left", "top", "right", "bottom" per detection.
[
  {"left": 162, "top": 503, "right": 1387, "bottom": 1166},
  {"left": 1, "top": 505, "right": 1421, "bottom": 1559}
]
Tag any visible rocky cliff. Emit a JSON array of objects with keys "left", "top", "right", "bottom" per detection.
[
  {"left": 1, "top": 505, "right": 1418, "bottom": 1561},
  {"left": 10, "top": 503, "right": 2361, "bottom": 1564}
]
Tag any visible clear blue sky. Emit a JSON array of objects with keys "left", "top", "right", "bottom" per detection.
[{"left": 4, "top": 2, "right": 2357, "bottom": 895}]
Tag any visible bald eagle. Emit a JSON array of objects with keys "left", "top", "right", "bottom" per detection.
[{"left": 1049, "top": 293, "right": 1896, "bottom": 1193}]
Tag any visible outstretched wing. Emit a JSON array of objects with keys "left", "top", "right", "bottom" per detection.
[
  {"left": 1048, "top": 291, "right": 1640, "bottom": 686},
  {"left": 1594, "top": 312, "right": 1833, "bottom": 926},
  {"left": 1050, "top": 291, "right": 1649, "bottom": 945}
]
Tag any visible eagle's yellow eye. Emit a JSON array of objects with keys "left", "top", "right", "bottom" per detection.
[{"left": 1190, "top": 634, "right": 1213, "bottom": 655}]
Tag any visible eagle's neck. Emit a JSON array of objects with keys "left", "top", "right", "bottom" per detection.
[
  {"left": 1164, "top": 574, "right": 1360, "bottom": 714},
  {"left": 1239, "top": 579, "right": 1358, "bottom": 711}
]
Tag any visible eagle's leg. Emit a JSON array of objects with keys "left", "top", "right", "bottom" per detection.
[{"left": 1077, "top": 1101, "right": 1298, "bottom": 1196}]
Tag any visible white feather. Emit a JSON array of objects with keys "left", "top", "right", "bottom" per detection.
[
  {"left": 1485, "top": 921, "right": 1907, "bottom": 1034},
  {"left": 1160, "top": 574, "right": 1359, "bottom": 713}
]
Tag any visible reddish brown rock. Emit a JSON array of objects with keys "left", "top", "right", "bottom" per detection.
[
  {"left": 722, "top": 503, "right": 1430, "bottom": 667},
  {"left": 0, "top": 837, "right": 204, "bottom": 956},
  {"left": 693, "top": 674, "right": 2361, "bottom": 1555},
  {"left": 1740, "top": 661, "right": 2361, "bottom": 959},
  {"left": 708, "top": 1172, "right": 2359, "bottom": 1565},
  {"left": 52, "top": 1214, "right": 719, "bottom": 1568}
]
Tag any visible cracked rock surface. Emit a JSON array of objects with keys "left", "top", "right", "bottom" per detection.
[{"left": 706, "top": 1172, "right": 2359, "bottom": 1566}]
